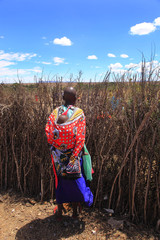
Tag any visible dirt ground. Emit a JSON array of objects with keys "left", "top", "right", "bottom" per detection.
[{"left": 0, "top": 191, "right": 159, "bottom": 240}]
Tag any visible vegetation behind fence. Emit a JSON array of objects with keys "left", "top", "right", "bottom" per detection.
[{"left": 0, "top": 68, "right": 160, "bottom": 225}]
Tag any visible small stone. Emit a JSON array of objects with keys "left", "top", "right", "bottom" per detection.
[
  {"left": 29, "top": 199, "right": 36, "bottom": 205},
  {"left": 104, "top": 208, "right": 114, "bottom": 214},
  {"left": 103, "top": 194, "right": 108, "bottom": 200},
  {"left": 108, "top": 217, "right": 124, "bottom": 230},
  {"left": 92, "top": 230, "right": 96, "bottom": 234},
  {"left": 26, "top": 203, "right": 31, "bottom": 207}
]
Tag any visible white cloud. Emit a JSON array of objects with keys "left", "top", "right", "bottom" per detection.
[
  {"left": 154, "top": 17, "right": 160, "bottom": 26},
  {"left": 42, "top": 36, "right": 47, "bottom": 39},
  {"left": 0, "top": 50, "right": 37, "bottom": 61},
  {"left": 125, "top": 60, "right": 159, "bottom": 73},
  {"left": 108, "top": 53, "right": 116, "bottom": 58},
  {"left": 130, "top": 22, "right": 156, "bottom": 35},
  {"left": 53, "top": 57, "right": 65, "bottom": 65},
  {"left": 29, "top": 67, "right": 42, "bottom": 73},
  {"left": 53, "top": 36, "right": 72, "bottom": 46},
  {"left": 0, "top": 36, "right": 4, "bottom": 39},
  {"left": 87, "top": 55, "right": 98, "bottom": 60},
  {"left": 145, "top": 60, "right": 159, "bottom": 69},
  {"left": 0, "top": 60, "right": 15, "bottom": 68},
  {"left": 0, "top": 68, "right": 17, "bottom": 76},
  {"left": 130, "top": 17, "right": 160, "bottom": 36},
  {"left": 107, "top": 59, "right": 160, "bottom": 75},
  {"left": 120, "top": 54, "right": 129, "bottom": 58},
  {"left": 125, "top": 63, "right": 138, "bottom": 69},
  {"left": 109, "top": 62, "right": 123, "bottom": 69},
  {"left": 108, "top": 62, "right": 126, "bottom": 73},
  {"left": 0, "top": 67, "right": 41, "bottom": 77},
  {"left": 44, "top": 43, "right": 49, "bottom": 45},
  {"left": 42, "top": 61, "right": 51, "bottom": 65},
  {"left": 0, "top": 59, "right": 43, "bottom": 83},
  {"left": 0, "top": 50, "right": 42, "bottom": 83}
]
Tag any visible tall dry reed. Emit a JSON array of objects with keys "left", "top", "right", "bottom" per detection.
[{"left": 0, "top": 65, "right": 160, "bottom": 225}]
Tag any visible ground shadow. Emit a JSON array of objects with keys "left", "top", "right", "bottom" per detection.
[{"left": 15, "top": 215, "right": 85, "bottom": 240}]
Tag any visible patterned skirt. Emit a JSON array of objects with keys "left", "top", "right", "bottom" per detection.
[{"left": 55, "top": 158, "right": 93, "bottom": 207}]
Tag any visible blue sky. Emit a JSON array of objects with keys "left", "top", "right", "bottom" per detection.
[{"left": 0, "top": 0, "right": 160, "bottom": 83}]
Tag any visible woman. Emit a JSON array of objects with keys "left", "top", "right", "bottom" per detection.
[{"left": 45, "top": 87, "right": 93, "bottom": 219}]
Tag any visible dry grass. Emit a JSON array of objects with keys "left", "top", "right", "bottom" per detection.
[{"left": 0, "top": 66, "right": 160, "bottom": 225}]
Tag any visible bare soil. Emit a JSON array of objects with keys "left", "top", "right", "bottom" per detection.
[{"left": 0, "top": 191, "right": 159, "bottom": 240}]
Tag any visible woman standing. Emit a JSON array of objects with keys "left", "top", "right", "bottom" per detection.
[{"left": 45, "top": 87, "right": 93, "bottom": 219}]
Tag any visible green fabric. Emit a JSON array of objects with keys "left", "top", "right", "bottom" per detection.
[{"left": 82, "top": 144, "right": 92, "bottom": 181}]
